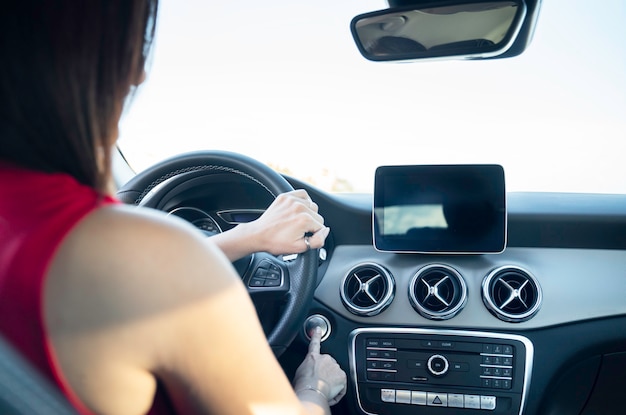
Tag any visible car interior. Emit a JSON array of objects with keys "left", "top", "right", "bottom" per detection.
[{"left": 2, "top": 0, "right": 625, "bottom": 414}]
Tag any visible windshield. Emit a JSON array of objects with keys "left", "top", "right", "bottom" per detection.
[{"left": 118, "top": 0, "right": 626, "bottom": 194}]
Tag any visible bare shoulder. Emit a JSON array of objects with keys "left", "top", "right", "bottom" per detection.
[
  {"left": 47, "top": 203, "right": 240, "bottom": 314},
  {"left": 70, "top": 203, "right": 233, "bottom": 275},
  {"left": 78, "top": 203, "right": 224, "bottom": 264}
]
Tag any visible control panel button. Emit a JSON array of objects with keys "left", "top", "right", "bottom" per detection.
[
  {"left": 427, "top": 354, "right": 449, "bottom": 376},
  {"left": 303, "top": 314, "right": 331, "bottom": 342},
  {"left": 367, "top": 371, "right": 381, "bottom": 381},
  {"left": 367, "top": 339, "right": 381, "bottom": 347},
  {"left": 367, "top": 360, "right": 396, "bottom": 370},
  {"left": 448, "top": 394, "right": 464, "bottom": 408},
  {"left": 407, "top": 359, "right": 425, "bottom": 369},
  {"left": 381, "top": 372, "right": 396, "bottom": 381},
  {"left": 381, "top": 339, "right": 395, "bottom": 347},
  {"left": 411, "top": 391, "right": 427, "bottom": 405},
  {"left": 367, "top": 350, "right": 382, "bottom": 358},
  {"left": 481, "top": 395, "right": 497, "bottom": 410},
  {"left": 381, "top": 389, "right": 395, "bottom": 403},
  {"left": 427, "top": 392, "right": 448, "bottom": 407},
  {"left": 451, "top": 362, "right": 469, "bottom": 372},
  {"left": 464, "top": 395, "right": 481, "bottom": 409},
  {"left": 368, "top": 349, "right": 396, "bottom": 359},
  {"left": 396, "top": 390, "right": 411, "bottom": 404}
]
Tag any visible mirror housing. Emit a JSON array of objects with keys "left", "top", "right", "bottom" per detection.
[{"left": 351, "top": 0, "right": 539, "bottom": 62}]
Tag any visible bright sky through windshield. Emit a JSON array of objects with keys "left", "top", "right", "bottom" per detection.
[{"left": 118, "top": 0, "right": 626, "bottom": 194}]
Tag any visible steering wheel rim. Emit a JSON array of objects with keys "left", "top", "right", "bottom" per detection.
[{"left": 117, "top": 150, "right": 318, "bottom": 357}]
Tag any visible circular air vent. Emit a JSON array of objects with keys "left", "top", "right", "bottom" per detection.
[
  {"left": 340, "top": 263, "right": 395, "bottom": 316},
  {"left": 482, "top": 266, "right": 542, "bottom": 323},
  {"left": 409, "top": 264, "right": 467, "bottom": 320}
]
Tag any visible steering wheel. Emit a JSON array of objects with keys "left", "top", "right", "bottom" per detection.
[{"left": 116, "top": 150, "right": 318, "bottom": 357}]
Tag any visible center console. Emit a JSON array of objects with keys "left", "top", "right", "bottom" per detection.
[{"left": 349, "top": 328, "right": 533, "bottom": 414}]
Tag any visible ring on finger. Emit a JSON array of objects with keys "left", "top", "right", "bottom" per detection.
[{"left": 304, "top": 235, "right": 311, "bottom": 251}]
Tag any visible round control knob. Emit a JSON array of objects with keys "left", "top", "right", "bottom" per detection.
[
  {"left": 427, "top": 354, "right": 449, "bottom": 376},
  {"left": 303, "top": 314, "right": 331, "bottom": 342}
]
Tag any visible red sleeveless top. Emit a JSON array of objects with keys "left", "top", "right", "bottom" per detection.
[{"left": 0, "top": 164, "right": 175, "bottom": 414}]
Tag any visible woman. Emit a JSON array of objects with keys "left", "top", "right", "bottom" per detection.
[{"left": 0, "top": 1, "right": 346, "bottom": 414}]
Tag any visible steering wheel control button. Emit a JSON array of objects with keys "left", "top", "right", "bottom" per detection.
[
  {"left": 427, "top": 354, "right": 449, "bottom": 376},
  {"left": 303, "top": 314, "right": 331, "bottom": 342},
  {"left": 248, "top": 278, "right": 264, "bottom": 287},
  {"left": 248, "top": 260, "right": 283, "bottom": 288}
]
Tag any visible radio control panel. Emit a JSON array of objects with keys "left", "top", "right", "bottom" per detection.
[{"left": 349, "top": 329, "right": 533, "bottom": 415}]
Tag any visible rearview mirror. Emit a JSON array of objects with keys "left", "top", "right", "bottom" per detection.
[{"left": 351, "top": 0, "right": 527, "bottom": 62}]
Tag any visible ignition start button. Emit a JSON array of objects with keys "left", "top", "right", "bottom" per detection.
[{"left": 427, "top": 354, "right": 449, "bottom": 376}]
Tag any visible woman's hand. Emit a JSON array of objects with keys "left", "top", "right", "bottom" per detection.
[
  {"left": 211, "top": 189, "right": 330, "bottom": 261},
  {"left": 250, "top": 189, "right": 329, "bottom": 255},
  {"left": 293, "top": 327, "right": 347, "bottom": 406}
]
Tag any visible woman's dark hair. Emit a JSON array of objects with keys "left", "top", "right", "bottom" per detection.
[{"left": 0, "top": 1, "right": 159, "bottom": 192}]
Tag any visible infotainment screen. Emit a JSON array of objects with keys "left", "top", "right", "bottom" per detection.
[{"left": 373, "top": 165, "right": 506, "bottom": 253}]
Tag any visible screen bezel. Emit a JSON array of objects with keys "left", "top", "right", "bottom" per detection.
[{"left": 373, "top": 164, "right": 507, "bottom": 254}]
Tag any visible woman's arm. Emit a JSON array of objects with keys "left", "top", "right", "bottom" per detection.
[{"left": 44, "top": 203, "right": 345, "bottom": 415}]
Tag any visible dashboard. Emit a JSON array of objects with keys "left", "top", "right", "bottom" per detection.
[{"left": 137, "top": 170, "right": 626, "bottom": 415}]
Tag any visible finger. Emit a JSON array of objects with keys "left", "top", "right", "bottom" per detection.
[
  {"left": 307, "top": 226, "right": 330, "bottom": 249},
  {"left": 289, "top": 189, "right": 311, "bottom": 201},
  {"left": 302, "top": 206, "right": 324, "bottom": 229},
  {"left": 308, "top": 326, "right": 322, "bottom": 355},
  {"left": 330, "top": 376, "right": 348, "bottom": 405},
  {"left": 295, "top": 194, "right": 315, "bottom": 211},
  {"left": 290, "top": 189, "right": 316, "bottom": 209},
  {"left": 337, "top": 381, "right": 347, "bottom": 401}
]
